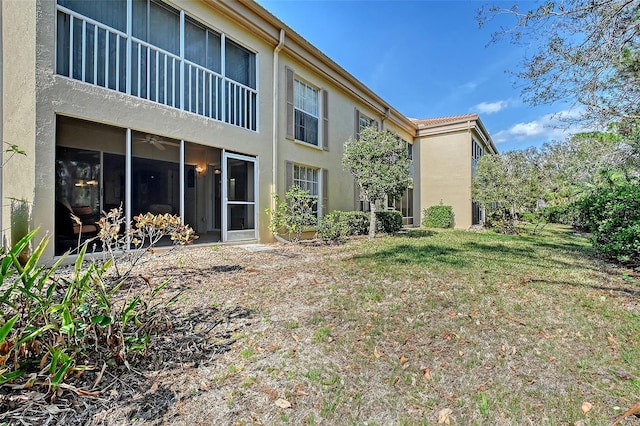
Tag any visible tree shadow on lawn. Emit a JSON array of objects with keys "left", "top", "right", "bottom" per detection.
[
  {"left": 527, "top": 278, "right": 640, "bottom": 299},
  {"left": 401, "top": 229, "right": 437, "bottom": 238},
  {"left": 353, "top": 240, "right": 539, "bottom": 270},
  {"left": 56, "top": 305, "right": 255, "bottom": 425},
  {"left": 352, "top": 238, "right": 614, "bottom": 277},
  {"left": 352, "top": 243, "right": 467, "bottom": 268}
]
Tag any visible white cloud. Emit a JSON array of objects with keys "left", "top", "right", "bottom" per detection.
[
  {"left": 473, "top": 100, "right": 510, "bottom": 115},
  {"left": 493, "top": 110, "right": 583, "bottom": 145}
]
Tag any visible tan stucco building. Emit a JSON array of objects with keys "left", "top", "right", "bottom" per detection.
[{"left": 1, "top": 0, "right": 496, "bottom": 260}]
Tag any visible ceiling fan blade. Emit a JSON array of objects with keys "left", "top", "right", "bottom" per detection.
[{"left": 152, "top": 141, "right": 166, "bottom": 150}]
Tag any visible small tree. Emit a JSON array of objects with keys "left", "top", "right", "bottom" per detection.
[
  {"left": 472, "top": 150, "right": 544, "bottom": 233},
  {"left": 343, "top": 127, "right": 411, "bottom": 238}
]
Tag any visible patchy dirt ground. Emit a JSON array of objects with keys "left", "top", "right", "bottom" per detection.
[
  {"left": 2, "top": 242, "right": 348, "bottom": 425},
  {"left": 1, "top": 233, "right": 639, "bottom": 425}
]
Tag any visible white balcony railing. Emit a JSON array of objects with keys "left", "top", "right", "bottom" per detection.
[{"left": 56, "top": 5, "right": 258, "bottom": 131}]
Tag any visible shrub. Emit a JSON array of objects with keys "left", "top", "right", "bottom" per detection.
[
  {"left": 576, "top": 181, "right": 640, "bottom": 266},
  {"left": 544, "top": 203, "right": 581, "bottom": 226},
  {"left": 266, "top": 186, "right": 317, "bottom": 242},
  {"left": 375, "top": 210, "right": 403, "bottom": 234},
  {"left": 0, "top": 230, "right": 174, "bottom": 396},
  {"left": 96, "top": 206, "right": 198, "bottom": 279},
  {"left": 340, "top": 211, "right": 370, "bottom": 236},
  {"left": 422, "top": 204, "right": 454, "bottom": 228},
  {"left": 317, "top": 211, "right": 349, "bottom": 244}
]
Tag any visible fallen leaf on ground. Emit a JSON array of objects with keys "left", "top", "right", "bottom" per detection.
[
  {"left": 374, "top": 346, "right": 381, "bottom": 359},
  {"left": 295, "top": 385, "right": 309, "bottom": 396},
  {"left": 423, "top": 368, "right": 432, "bottom": 380},
  {"left": 437, "top": 408, "right": 453, "bottom": 424},
  {"left": 275, "top": 398, "right": 291, "bottom": 409},
  {"left": 581, "top": 401, "right": 593, "bottom": 414}
]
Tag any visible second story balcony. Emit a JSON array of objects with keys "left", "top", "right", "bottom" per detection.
[{"left": 55, "top": 0, "right": 258, "bottom": 132}]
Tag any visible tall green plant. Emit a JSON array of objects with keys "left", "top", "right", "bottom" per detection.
[
  {"left": 577, "top": 180, "right": 640, "bottom": 267},
  {"left": 0, "top": 229, "right": 178, "bottom": 396}
]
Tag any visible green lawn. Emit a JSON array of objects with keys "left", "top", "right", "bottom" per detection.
[
  {"left": 276, "top": 225, "right": 640, "bottom": 425},
  {"left": 34, "top": 224, "right": 638, "bottom": 425}
]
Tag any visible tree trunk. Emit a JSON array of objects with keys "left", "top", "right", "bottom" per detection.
[{"left": 368, "top": 201, "right": 377, "bottom": 239}]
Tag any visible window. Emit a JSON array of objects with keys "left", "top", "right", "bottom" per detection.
[
  {"left": 294, "top": 79, "right": 319, "bottom": 146},
  {"left": 472, "top": 139, "right": 484, "bottom": 175},
  {"left": 359, "top": 114, "right": 375, "bottom": 132},
  {"left": 354, "top": 108, "right": 378, "bottom": 139},
  {"left": 184, "top": 17, "right": 222, "bottom": 73},
  {"left": 56, "top": 0, "right": 258, "bottom": 130},
  {"left": 293, "top": 164, "right": 319, "bottom": 216},
  {"left": 226, "top": 40, "right": 256, "bottom": 89},
  {"left": 286, "top": 162, "right": 326, "bottom": 217},
  {"left": 133, "top": 0, "right": 180, "bottom": 55},
  {"left": 406, "top": 140, "right": 413, "bottom": 161},
  {"left": 286, "top": 68, "right": 328, "bottom": 149},
  {"left": 58, "top": 0, "right": 126, "bottom": 31}
]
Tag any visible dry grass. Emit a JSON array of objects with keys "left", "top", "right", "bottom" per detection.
[{"left": 2, "top": 225, "right": 639, "bottom": 425}]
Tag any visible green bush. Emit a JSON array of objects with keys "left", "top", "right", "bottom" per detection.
[
  {"left": 317, "top": 211, "right": 349, "bottom": 244},
  {"left": 266, "top": 186, "right": 317, "bottom": 242},
  {"left": 576, "top": 181, "right": 640, "bottom": 266},
  {"left": 341, "top": 211, "right": 370, "bottom": 236},
  {"left": 422, "top": 204, "right": 454, "bottom": 228},
  {"left": 544, "top": 203, "right": 581, "bottom": 226},
  {"left": 0, "top": 212, "right": 195, "bottom": 396},
  {"left": 375, "top": 210, "right": 403, "bottom": 234}
]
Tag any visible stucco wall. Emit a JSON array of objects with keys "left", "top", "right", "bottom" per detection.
[
  {"left": 28, "top": 0, "right": 279, "bottom": 258},
  {"left": 417, "top": 130, "right": 472, "bottom": 229},
  {"left": 278, "top": 56, "right": 366, "bottom": 214},
  {"left": 5, "top": 0, "right": 427, "bottom": 260},
  {"left": 2, "top": 0, "right": 38, "bottom": 248}
]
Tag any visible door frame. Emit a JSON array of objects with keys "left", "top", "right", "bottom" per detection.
[{"left": 221, "top": 150, "right": 258, "bottom": 242}]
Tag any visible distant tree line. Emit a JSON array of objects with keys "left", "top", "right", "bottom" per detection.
[
  {"left": 472, "top": 124, "right": 640, "bottom": 266},
  {"left": 474, "top": 0, "right": 640, "bottom": 267}
]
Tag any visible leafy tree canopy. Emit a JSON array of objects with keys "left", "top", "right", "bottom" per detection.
[
  {"left": 342, "top": 126, "right": 411, "bottom": 238},
  {"left": 478, "top": 0, "right": 640, "bottom": 126}
]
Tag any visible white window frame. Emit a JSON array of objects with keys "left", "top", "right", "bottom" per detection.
[
  {"left": 293, "top": 164, "right": 321, "bottom": 217},
  {"left": 293, "top": 78, "right": 320, "bottom": 146},
  {"left": 359, "top": 114, "right": 375, "bottom": 132}
]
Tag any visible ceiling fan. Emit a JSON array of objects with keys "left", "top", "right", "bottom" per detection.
[{"left": 134, "top": 134, "right": 179, "bottom": 151}]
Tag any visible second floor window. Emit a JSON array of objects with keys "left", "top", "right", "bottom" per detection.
[
  {"left": 359, "top": 114, "right": 375, "bottom": 132},
  {"left": 472, "top": 140, "right": 484, "bottom": 175},
  {"left": 294, "top": 79, "right": 319, "bottom": 146}
]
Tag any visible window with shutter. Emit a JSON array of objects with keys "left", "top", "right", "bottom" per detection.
[{"left": 287, "top": 163, "right": 323, "bottom": 218}]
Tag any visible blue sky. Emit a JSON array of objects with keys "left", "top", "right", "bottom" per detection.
[{"left": 256, "top": 0, "right": 579, "bottom": 152}]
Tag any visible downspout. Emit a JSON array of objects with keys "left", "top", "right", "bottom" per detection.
[{"left": 272, "top": 29, "right": 285, "bottom": 211}]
